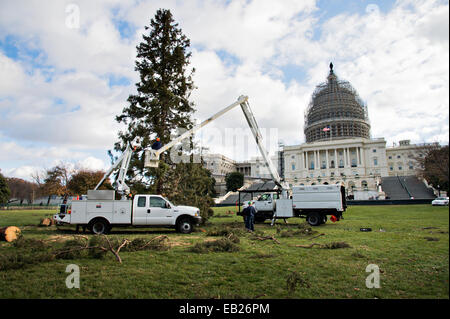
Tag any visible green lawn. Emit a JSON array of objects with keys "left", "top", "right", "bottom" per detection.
[{"left": 0, "top": 205, "right": 448, "bottom": 299}]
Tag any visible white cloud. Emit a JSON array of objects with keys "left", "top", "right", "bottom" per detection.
[
  {"left": 0, "top": 0, "right": 448, "bottom": 177},
  {"left": 0, "top": 52, "right": 129, "bottom": 149},
  {"left": 3, "top": 165, "right": 42, "bottom": 181},
  {"left": 0, "top": 54, "right": 26, "bottom": 95},
  {"left": 75, "top": 156, "right": 109, "bottom": 171},
  {"left": 275, "top": 0, "right": 449, "bottom": 146},
  {"left": 0, "top": 140, "right": 86, "bottom": 162}
]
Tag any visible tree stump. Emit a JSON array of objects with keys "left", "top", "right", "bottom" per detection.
[
  {"left": 40, "top": 218, "right": 54, "bottom": 227},
  {"left": 0, "top": 226, "right": 21, "bottom": 242}
]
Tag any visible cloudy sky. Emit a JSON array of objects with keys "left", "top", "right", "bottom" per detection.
[{"left": 0, "top": 0, "right": 448, "bottom": 180}]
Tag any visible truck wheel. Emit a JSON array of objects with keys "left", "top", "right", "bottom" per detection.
[
  {"left": 89, "top": 219, "right": 110, "bottom": 235},
  {"left": 176, "top": 218, "right": 193, "bottom": 234},
  {"left": 306, "top": 213, "right": 321, "bottom": 226},
  {"left": 322, "top": 215, "right": 327, "bottom": 224}
]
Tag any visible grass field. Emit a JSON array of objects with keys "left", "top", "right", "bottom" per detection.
[{"left": 0, "top": 205, "right": 448, "bottom": 299}]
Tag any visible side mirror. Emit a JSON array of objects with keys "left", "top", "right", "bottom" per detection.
[{"left": 165, "top": 202, "right": 171, "bottom": 209}]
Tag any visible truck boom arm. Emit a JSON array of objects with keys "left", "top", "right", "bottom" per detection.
[
  {"left": 144, "top": 95, "right": 289, "bottom": 193},
  {"left": 95, "top": 143, "right": 133, "bottom": 196},
  {"left": 239, "top": 97, "right": 289, "bottom": 191},
  {"left": 144, "top": 96, "right": 248, "bottom": 168}
]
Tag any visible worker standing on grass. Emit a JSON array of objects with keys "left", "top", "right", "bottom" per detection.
[
  {"left": 242, "top": 204, "right": 250, "bottom": 230},
  {"left": 152, "top": 137, "right": 162, "bottom": 150},
  {"left": 245, "top": 201, "right": 256, "bottom": 232}
]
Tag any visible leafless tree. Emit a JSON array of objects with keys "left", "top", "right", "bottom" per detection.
[{"left": 413, "top": 143, "right": 449, "bottom": 193}]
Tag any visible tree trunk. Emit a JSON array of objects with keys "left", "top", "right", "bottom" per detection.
[{"left": 0, "top": 226, "right": 21, "bottom": 242}]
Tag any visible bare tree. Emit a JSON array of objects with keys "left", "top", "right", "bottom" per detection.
[
  {"left": 6, "top": 178, "right": 39, "bottom": 204},
  {"left": 414, "top": 143, "right": 449, "bottom": 193},
  {"left": 38, "top": 163, "right": 75, "bottom": 205}
]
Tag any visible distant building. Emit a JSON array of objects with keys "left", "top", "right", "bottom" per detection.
[
  {"left": 201, "top": 153, "right": 270, "bottom": 195},
  {"left": 201, "top": 153, "right": 236, "bottom": 176},
  {"left": 385, "top": 140, "right": 435, "bottom": 176}
]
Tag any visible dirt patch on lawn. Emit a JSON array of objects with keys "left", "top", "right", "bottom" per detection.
[
  {"left": 168, "top": 238, "right": 193, "bottom": 247},
  {"left": 167, "top": 235, "right": 219, "bottom": 247},
  {"left": 46, "top": 235, "right": 75, "bottom": 243}
]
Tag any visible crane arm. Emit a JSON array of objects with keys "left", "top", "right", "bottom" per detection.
[
  {"left": 95, "top": 143, "right": 133, "bottom": 196},
  {"left": 143, "top": 95, "right": 289, "bottom": 193},
  {"left": 144, "top": 96, "right": 248, "bottom": 168},
  {"left": 238, "top": 97, "right": 289, "bottom": 191}
]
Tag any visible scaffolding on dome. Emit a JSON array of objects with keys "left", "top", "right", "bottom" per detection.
[{"left": 304, "top": 66, "right": 371, "bottom": 143}]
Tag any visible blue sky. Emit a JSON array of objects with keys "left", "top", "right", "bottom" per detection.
[{"left": 0, "top": 0, "right": 448, "bottom": 180}]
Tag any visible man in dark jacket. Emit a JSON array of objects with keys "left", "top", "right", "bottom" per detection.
[
  {"left": 152, "top": 137, "right": 162, "bottom": 150},
  {"left": 245, "top": 201, "right": 256, "bottom": 232}
]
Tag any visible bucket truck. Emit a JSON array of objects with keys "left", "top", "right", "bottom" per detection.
[{"left": 52, "top": 142, "right": 201, "bottom": 234}]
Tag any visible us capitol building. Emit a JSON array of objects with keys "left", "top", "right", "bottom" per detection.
[{"left": 202, "top": 63, "right": 434, "bottom": 200}]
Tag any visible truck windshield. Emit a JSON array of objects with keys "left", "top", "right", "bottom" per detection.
[
  {"left": 164, "top": 198, "right": 176, "bottom": 207},
  {"left": 165, "top": 198, "right": 175, "bottom": 207},
  {"left": 258, "top": 194, "right": 270, "bottom": 201}
]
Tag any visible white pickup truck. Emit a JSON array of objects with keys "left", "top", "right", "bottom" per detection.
[
  {"left": 245, "top": 184, "right": 347, "bottom": 226},
  {"left": 53, "top": 190, "right": 201, "bottom": 234}
]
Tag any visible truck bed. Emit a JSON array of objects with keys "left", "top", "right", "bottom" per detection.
[{"left": 70, "top": 199, "right": 132, "bottom": 224}]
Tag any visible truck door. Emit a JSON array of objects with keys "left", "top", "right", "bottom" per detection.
[
  {"left": 147, "top": 196, "right": 173, "bottom": 225},
  {"left": 133, "top": 195, "right": 149, "bottom": 225},
  {"left": 113, "top": 200, "right": 132, "bottom": 224},
  {"left": 255, "top": 193, "right": 273, "bottom": 211},
  {"left": 272, "top": 193, "right": 279, "bottom": 210}
]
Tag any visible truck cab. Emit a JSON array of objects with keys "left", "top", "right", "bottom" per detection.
[
  {"left": 241, "top": 192, "right": 280, "bottom": 222},
  {"left": 132, "top": 195, "right": 200, "bottom": 229}
]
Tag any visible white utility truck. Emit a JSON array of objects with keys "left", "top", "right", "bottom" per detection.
[
  {"left": 247, "top": 184, "right": 347, "bottom": 226},
  {"left": 53, "top": 127, "right": 203, "bottom": 234},
  {"left": 54, "top": 190, "right": 201, "bottom": 234}
]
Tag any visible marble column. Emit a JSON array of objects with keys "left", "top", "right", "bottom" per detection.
[
  {"left": 345, "top": 148, "right": 350, "bottom": 167},
  {"left": 356, "top": 147, "right": 360, "bottom": 166},
  {"left": 314, "top": 151, "right": 317, "bottom": 170},
  {"left": 361, "top": 148, "right": 365, "bottom": 166},
  {"left": 304, "top": 151, "right": 307, "bottom": 169},
  {"left": 334, "top": 149, "right": 338, "bottom": 168},
  {"left": 343, "top": 148, "right": 347, "bottom": 167}
]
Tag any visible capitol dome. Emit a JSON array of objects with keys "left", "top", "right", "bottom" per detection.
[{"left": 304, "top": 63, "right": 371, "bottom": 143}]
